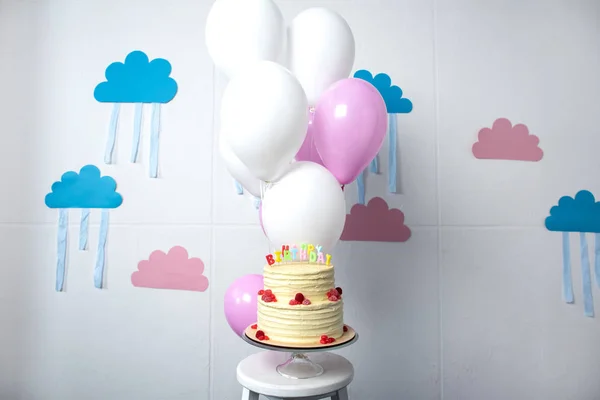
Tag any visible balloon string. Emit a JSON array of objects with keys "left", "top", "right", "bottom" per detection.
[{"left": 260, "top": 180, "right": 271, "bottom": 255}]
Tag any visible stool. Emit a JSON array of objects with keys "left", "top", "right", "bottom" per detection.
[{"left": 237, "top": 351, "right": 354, "bottom": 400}]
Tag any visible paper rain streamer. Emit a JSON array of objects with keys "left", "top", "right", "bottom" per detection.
[
  {"left": 94, "top": 50, "right": 178, "bottom": 178},
  {"left": 545, "top": 190, "right": 600, "bottom": 317},
  {"left": 353, "top": 70, "right": 413, "bottom": 204},
  {"left": 234, "top": 180, "right": 244, "bottom": 195},
  {"left": 45, "top": 165, "right": 123, "bottom": 291}
]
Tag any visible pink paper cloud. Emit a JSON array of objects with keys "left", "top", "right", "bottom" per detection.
[
  {"left": 340, "top": 197, "right": 411, "bottom": 242},
  {"left": 472, "top": 118, "right": 543, "bottom": 161},
  {"left": 131, "top": 246, "right": 209, "bottom": 292}
]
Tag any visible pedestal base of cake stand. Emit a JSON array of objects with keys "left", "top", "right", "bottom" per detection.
[
  {"left": 276, "top": 352, "right": 324, "bottom": 379},
  {"left": 242, "top": 324, "right": 358, "bottom": 380}
]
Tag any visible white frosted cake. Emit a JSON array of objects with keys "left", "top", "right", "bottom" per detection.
[{"left": 252, "top": 244, "right": 347, "bottom": 345}]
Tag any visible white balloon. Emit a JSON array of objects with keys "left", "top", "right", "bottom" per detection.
[
  {"left": 205, "top": 0, "right": 285, "bottom": 78},
  {"left": 219, "top": 136, "right": 262, "bottom": 198},
  {"left": 262, "top": 162, "right": 346, "bottom": 250},
  {"left": 221, "top": 61, "right": 309, "bottom": 182},
  {"left": 286, "top": 8, "right": 355, "bottom": 105}
]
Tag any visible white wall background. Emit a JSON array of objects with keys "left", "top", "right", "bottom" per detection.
[{"left": 1, "top": 0, "right": 599, "bottom": 399}]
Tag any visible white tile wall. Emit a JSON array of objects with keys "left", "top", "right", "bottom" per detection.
[{"left": 0, "top": 0, "right": 599, "bottom": 399}]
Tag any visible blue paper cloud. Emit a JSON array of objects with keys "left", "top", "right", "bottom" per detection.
[
  {"left": 94, "top": 50, "right": 178, "bottom": 104},
  {"left": 353, "top": 70, "right": 413, "bottom": 113},
  {"left": 545, "top": 190, "right": 600, "bottom": 233},
  {"left": 45, "top": 165, "right": 123, "bottom": 209}
]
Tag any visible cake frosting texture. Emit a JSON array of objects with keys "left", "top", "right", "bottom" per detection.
[{"left": 257, "top": 263, "right": 344, "bottom": 345}]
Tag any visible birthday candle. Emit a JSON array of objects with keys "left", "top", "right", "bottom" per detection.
[{"left": 317, "top": 252, "right": 325, "bottom": 263}]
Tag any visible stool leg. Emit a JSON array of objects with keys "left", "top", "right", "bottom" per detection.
[
  {"left": 241, "top": 387, "right": 259, "bottom": 400},
  {"left": 332, "top": 387, "right": 349, "bottom": 400}
]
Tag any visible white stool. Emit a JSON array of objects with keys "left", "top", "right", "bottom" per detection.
[{"left": 237, "top": 351, "right": 353, "bottom": 400}]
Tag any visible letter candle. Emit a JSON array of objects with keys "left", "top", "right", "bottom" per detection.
[{"left": 265, "top": 244, "right": 333, "bottom": 266}]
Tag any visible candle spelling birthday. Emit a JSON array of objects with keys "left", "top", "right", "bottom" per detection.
[{"left": 265, "top": 244, "right": 332, "bottom": 266}]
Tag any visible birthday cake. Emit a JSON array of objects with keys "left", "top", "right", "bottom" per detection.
[{"left": 253, "top": 244, "right": 347, "bottom": 345}]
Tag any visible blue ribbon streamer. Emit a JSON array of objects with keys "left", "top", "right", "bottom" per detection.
[
  {"left": 131, "top": 103, "right": 143, "bottom": 163},
  {"left": 149, "top": 103, "right": 161, "bottom": 178},
  {"left": 369, "top": 155, "right": 379, "bottom": 174},
  {"left": 56, "top": 209, "right": 68, "bottom": 292},
  {"left": 94, "top": 209, "right": 109, "bottom": 289},
  {"left": 356, "top": 171, "right": 366, "bottom": 205},
  {"left": 234, "top": 180, "right": 244, "bottom": 195},
  {"left": 562, "top": 232, "right": 574, "bottom": 303},
  {"left": 595, "top": 233, "right": 600, "bottom": 288},
  {"left": 78, "top": 208, "right": 90, "bottom": 251},
  {"left": 104, "top": 103, "right": 120, "bottom": 164},
  {"left": 579, "top": 232, "right": 594, "bottom": 317},
  {"left": 388, "top": 114, "right": 397, "bottom": 193}
]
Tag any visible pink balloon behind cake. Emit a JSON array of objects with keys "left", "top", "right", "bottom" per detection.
[{"left": 224, "top": 274, "right": 263, "bottom": 337}]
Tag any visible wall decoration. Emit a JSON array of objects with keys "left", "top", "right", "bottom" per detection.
[
  {"left": 234, "top": 180, "right": 244, "bottom": 195},
  {"left": 472, "top": 118, "right": 543, "bottom": 161},
  {"left": 94, "top": 50, "right": 178, "bottom": 178},
  {"left": 340, "top": 197, "right": 411, "bottom": 242},
  {"left": 353, "top": 70, "right": 413, "bottom": 204},
  {"left": 545, "top": 190, "right": 600, "bottom": 317},
  {"left": 131, "top": 246, "right": 209, "bottom": 292},
  {"left": 45, "top": 165, "right": 123, "bottom": 291}
]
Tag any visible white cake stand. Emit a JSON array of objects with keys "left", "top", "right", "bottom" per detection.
[{"left": 242, "top": 324, "right": 358, "bottom": 380}]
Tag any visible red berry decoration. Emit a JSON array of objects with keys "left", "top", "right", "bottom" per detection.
[
  {"left": 343, "top": 325, "right": 348, "bottom": 332},
  {"left": 258, "top": 290, "right": 265, "bottom": 295},
  {"left": 251, "top": 324, "right": 257, "bottom": 329},
  {"left": 328, "top": 337, "right": 335, "bottom": 343},
  {"left": 289, "top": 299, "right": 299, "bottom": 305},
  {"left": 295, "top": 293, "right": 305, "bottom": 302},
  {"left": 335, "top": 287, "right": 343, "bottom": 296},
  {"left": 328, "top": 295, "right": 338, "bottom": 302},
  {"left": 265, "top": 289, "right": 272, "bottom": 295},
  {"left": 321, "top": 335, "right": 328, "bottom": 340},
  {"left": 320, "top": 339, "right": 327, "bottom": 344},
  {"left": 264, "top": 336, "right": 269, "bottom": 340},
  {"left": 255, "top": 330, "right": 264, "bottom": 339},
  {"left": 302, "top": 299, "right": 311, "bottom": 305}
]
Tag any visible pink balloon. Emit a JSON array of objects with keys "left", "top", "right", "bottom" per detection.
[
  {"left": 313, "top": 78, "right": 388, "bottom": 184},
  {"left": 295, "top": 109, "right": 324, "bottom": 166},
  {"left": 224, "top": 274, "right": 263, "bottom": 337}
]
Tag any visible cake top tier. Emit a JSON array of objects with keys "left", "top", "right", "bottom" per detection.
[{"left": 265, "top": 243, "right": 333, "bottom": 266}]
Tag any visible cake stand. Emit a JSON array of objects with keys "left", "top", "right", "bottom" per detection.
[{"left": 242, "top": 324, "right": 358, "bottom": 380}]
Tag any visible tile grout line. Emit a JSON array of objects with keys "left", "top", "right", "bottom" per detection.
[
  {"left": 432, "top": 0, "right": 444, "bottom": 398},
  {"left": 0, "top": 222, "right": 549, "bottom": 229},
  {"left": 208, "top": 63, "right": 216, "bottom": 400}
]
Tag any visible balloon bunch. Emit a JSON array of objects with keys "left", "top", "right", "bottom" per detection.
[{"left": 206, "top": 0, "right": 388, "bottom": 250}]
